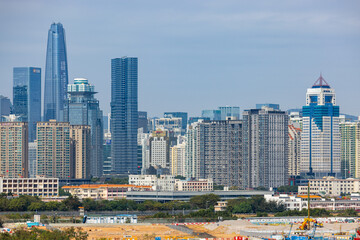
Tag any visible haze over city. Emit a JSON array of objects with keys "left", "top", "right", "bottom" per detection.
[{"left": 0, "top": 0, "right": 359, "bottom": 117}]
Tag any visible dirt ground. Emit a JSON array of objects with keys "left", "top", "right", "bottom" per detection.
[{"left": 5, "top": 220, "right": 360, "bottom": 239}]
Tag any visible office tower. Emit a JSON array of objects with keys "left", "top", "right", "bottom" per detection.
[
  {"left": 256, "top": 103, "right": 280, "bottom": 110},
  {"left": 300, "top": 75, "right": 341, "bottom": 178},
  {"left": 111, "top": 57, "right": 138, "bottom": 174},
  {"left": 149, "top": 130, "right": 170, "bottom": 169},
  {"left": 138, "top": 129, "right": 150, "bottom": 174},
  {"left": 185, "top": 120, "right": 243, "bottom": 187},
  {"left": 70, "top": 125, "right": 91, "bottom": 179},
  {"left": 219, "top": 106, "right": 240, "bottom": 120},
  {"left": 0, "top": 95, "right": 11, "bottom": 121},
  {"left": 0, "top": 121, "right": 28, "bottom": 178},
  {"left": 188, "top": 117, "right": 210, "bottom": 125},
  {"left": 155, "top": 117, "right": 182, "bottom": 137},
  {"left": 243, "top": 107, "right": 288, "bottom": 189},
  {"left": 13, "top": 67, "right": 41, "bottom": 141},
  {"left": 164, "top": 112, "right": 188, "bottom": 133},
  {"left": 171, "top": 142, "right": 186, "bottom": 177},
  {"left": 138, "top": 111, "right": 148, "bottom": 133},
  {"left": 44, "top": 23, "right": 68, "bottom": 121},
  {"left": 28, "top": 142, "right": 37, "bottom": 178},
  {"left": 201, "top": 110, "right": 221, "bottom": 121},
  {"left": 340, "top": 122, "right": 358, "bottom": 178},
  {"left": 288, "top": 124, "right": 301, "bottom": 177},
  {"left": 64, "top": 78, "right": 103, "bottom": 177},
  {"left": 36, "top": 120, "right": 72, "bottom": 179}
]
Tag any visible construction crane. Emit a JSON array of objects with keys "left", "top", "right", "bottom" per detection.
[{"left": 297, "top": 182, "right": 323, "bottom": 231}]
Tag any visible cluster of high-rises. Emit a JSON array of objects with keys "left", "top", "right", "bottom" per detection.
[{"left": 0, "top": 22, "right": 358, "bottom": 190}]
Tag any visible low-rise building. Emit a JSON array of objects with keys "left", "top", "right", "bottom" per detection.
[
  {"left": 0, "top": 176, "right": 58, "bottom": 197},
  {"left": 175, "top": 179, "right": 213, "bottom": 191},
  {"left": 265, "top": 193, "right": 360, "bottom": 211},
  {"left": 214, "top": 201, "right": 228, "bottom": 212},
  {"left": 129, "top": 175, "right": 175, "bottom": 191},
  {"left": 62, "top": 184, "right": 152, "bottom": 200},
  {"left": 298, "top": 177, "right": 360, "bottom": 196}
]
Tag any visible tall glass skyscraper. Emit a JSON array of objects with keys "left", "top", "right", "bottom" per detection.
[
  {"left": 64, "top": 78, "right": 103, "bottom": 177},
  {"left": 13, "top": 67, "right": 41, "bottom": 142},
  {"left": 111, "top": 57, "right": 138, "bottom": 174},
  {"left": 300, "top": 75, "right": 341, "bottom": 178},
  {"left": 44, "top": 23, "right": 68, "bottom": 121}
]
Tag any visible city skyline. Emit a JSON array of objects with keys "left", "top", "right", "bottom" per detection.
[{"left": 0, "top": 1, "right": 359, "bottom": 117}]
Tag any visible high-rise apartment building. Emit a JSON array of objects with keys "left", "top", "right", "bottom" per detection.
[
  {"left": 340, "top": 122, "right": 358, "bottom": 178},
  {"left": 185, "top": 120, "right": 243, "bottom": 187},
  {"left": 243, "top": 107, "right": 288, "bottom": 189},
  {"left": 149, "top": 130, "right": 170, "bottom": 169},
  {"left": 171, "top": 142, "right": 186, "bottom": 177},
  {"left": 13, "top": 67, "right": 41, "bottom": 141},
  {"left": 70, "top": 125, "right": 91, "bottom": 179},
  {"left": 111, "top": 57, "right": 138, "bottom": 174},
  {"left": 0, "top": 121, "right": 28, "bottom": 178},
  {"left": 300, "top": 75, "right": 341, "bottom": 178},
  {"left": 288, "top": 124, "right": 301, "bottom": 177},
  {"left": 0, "top": 95, "right": 11, "bottom": 121},
  {"left": 36, "top": 120, "right": 72, "bottom": 179},
  {"left": 44, "top": 23, "right": 68, "bottom": 121},
  {"left": 64, "top": 78, "right": 103, "bottom": 177}
]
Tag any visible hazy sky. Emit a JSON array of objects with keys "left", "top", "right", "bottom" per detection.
[{"left": 0, "top": 0, "right": 359, "bottom": 117}]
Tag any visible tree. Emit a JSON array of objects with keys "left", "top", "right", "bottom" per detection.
[
  {"left": 233, "top": 202, "right": 252, "bottom": 213},
  {"left": 174, "top": 175, "right": 186, "bottom": 180},
  {"left": 213, "top": 184, "right": 224, "bottom": 190},
  {"left": 28, "top": 201, "right": 46, "bottom": 211},
  {"left": 59, "top": 187, "right": 71, "bottom": 197},
  {"left": 190, "top": 194, "right": 220, "bottom": 209},
  {"left": 277, "top": 185, "right": 298, "bottom": 193},
  {"left": 105, "top": 177, "right": 128, "bottom": 184},
  {"left": 62, "top": 195, "right": 81, "bottom": 210},
  {"left": 338, "top": 209, "right": 358, "bottom": 217}
]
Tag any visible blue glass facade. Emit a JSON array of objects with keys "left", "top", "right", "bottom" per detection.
[
  {"left": 64, "top": 78, "right": 103, "bottom": 177},
  {"left": 13, "top": 67, "right": 41, "bottom": 142},
  {"left": 201, "top": 110, "right": 221, "bottom": 120},
  {"left": 111, "top": 57, "right": 138, "bottom": 174},
  {"left": 44, "top": 23, "right": 68, "bottom": 121}
]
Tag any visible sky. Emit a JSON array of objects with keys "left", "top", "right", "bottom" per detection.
[{"left": 0, "top": 0, "right": 359, "bottom": 117}]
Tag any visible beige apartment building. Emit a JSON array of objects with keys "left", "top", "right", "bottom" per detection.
[
  {"left": 0, "top": 121, "right": 28, "bottom": 178},
  {"left": 0, "top": 176, "right": 58, "bottom": 197},
  {"left": 70, "top": 125, "right": 91, "bottom": 179},
  {"left": 298, "top": 176, "right": 360, "bottom": 196},
  {"left": 175, "top": 178, "right": 213, "bottom": 191},
  {"left": 62, "top": 184, "right": 152, "bottom": 200}
]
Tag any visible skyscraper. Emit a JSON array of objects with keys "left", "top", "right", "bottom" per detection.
[
  {"left": 242, "top": 107, "right": 288, "bottom": 189},
  {"left": 64, "top": 78, "right": 103, "bottom": 177},
  {"left": 300, "top": 75, "right": 341, "bottom": 178},
  {"left": 111, "top": 57, "right": 138, "bottom": 174},
  {"left": 0, "top": 95, "right": 11, "bottom": 121},
  {"left": 13, "top": 67, "right": 41, "bottom": 141},
  {"left": 70, "top": 125, "right": 91, "bottom": 179},
  {"left": 44, "top": 23, "right": 68, "bottom": 121},
  {"left": 339, "top": 122, "right": 358, "bottom": 178}
]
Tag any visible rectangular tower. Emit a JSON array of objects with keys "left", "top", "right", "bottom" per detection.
[
  {"left": 111, "top": 57, "right": 138, "bottom": 174},
  {"left": 36, "top": 120, "right": 73, "bottom": 179},
  {"left": 13, "top": 67, "right": 41, "bottom": 142},
  {"left": 0, "top": 122, "right": 28, "bottom": 178},
  {"left": 242, "top": 107, "right": 288, "bottom": 189},
  {"left": 70, "top": 125, "right": 91, "bottom": 179}
]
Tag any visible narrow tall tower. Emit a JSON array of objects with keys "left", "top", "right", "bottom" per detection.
[
  {"left": 13, "top": 67, "right": 41, "bottom": 142},
  {"left": 44, "top": 23, "right": 68, "bottom": 121},
  {"left": 111, "top": 57, "right": 138, "bottom": 174},
  {"left": 300, "top": 75, "right": 341, "bottom": 178}
]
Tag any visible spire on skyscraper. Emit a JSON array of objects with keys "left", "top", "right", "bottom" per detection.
[{"left": 312, "top": 74, "right": 330, "bottom": 88}]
